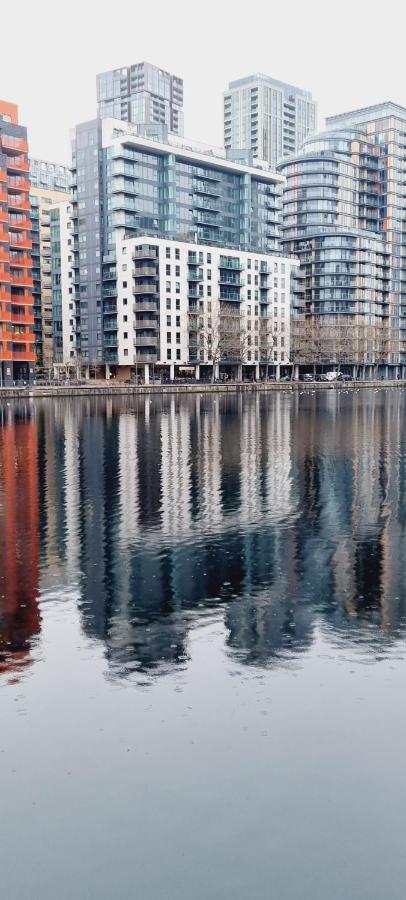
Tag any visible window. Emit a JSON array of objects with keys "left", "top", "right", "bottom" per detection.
[
  {"left": 175, "top": 265, "right": 180, "bottom": 277},
  {"left": 166, "top": 281, "right": 171, "bottom": 292},
  {"left": 166, "top": 298, "right": 171, "bottom": 309},
  {"left": 176, "top": 298, "right": 180, "bottom": 310},
  {"left": 176, "top": 315, "right": 180, "bottom": 327},
  {"left": 167, "top": 332, "right": 171, "bottom": 343},
  {"left": 123, "top": 281, "right": 127, "bottom": 288},
  {"left": 166, "top": 247, "right": 171, "bottom": 258},
  {"left": 176, "top": 349, "right": 181, "bottom": 360},
  {"left": 208, "top": 286, "right": 212, "bottom": 297},
  {"left": 176, "top": 282, "right": 180, "bottom": 294},
  {"left": 166, "top": 264, "right": 171, "bottom": 275},
  {"left": 207, "top": 253, "right": 211, "bottom": 263},
  {"left": 167, "top": 315, "right": 171, "bottom": 326},
  {"left": 167, "top": 348, "right": 171, "bottom": 359},
  {"left": 207, "top": 269, "right": 211, "bottom": 280},
  {"left": 123, "top": 315, "right": 127, "bottom": 322},
  {"left": 124, "top": 348, "right": 128, "bottom": 356},
  {"left": 124, "top": 332, "right": 128, "bottom": 339},
  {"left": 176, "top": 332, "right": 180, "bottom": 344},
  {"left": 175, "top": 248, "right": 180, "bottom": 260},
  {"left": 123, "top": 298, "right": 127, "bottom": 305}
]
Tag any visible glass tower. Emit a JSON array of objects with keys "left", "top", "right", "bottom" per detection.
[
  {"left": 224, "top": 74, "right": 317, "bottom": 169},
  {"left": 97, "top": 62, "right": 184, "bottom": 137},
  {"left": 278, "top": 102, "right": 406, "bottom": 374}
]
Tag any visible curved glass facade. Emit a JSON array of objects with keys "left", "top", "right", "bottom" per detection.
[{"left": 278, "top": 109, "right": 406, "bottom": 371}]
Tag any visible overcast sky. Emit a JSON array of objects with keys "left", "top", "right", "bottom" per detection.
[{"left": 1, "top": 0, "right": 404, "bottom": 164}]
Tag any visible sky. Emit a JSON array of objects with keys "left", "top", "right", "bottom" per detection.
[{"left": 1, "top": 0, "right": 404, "bottom": 164}]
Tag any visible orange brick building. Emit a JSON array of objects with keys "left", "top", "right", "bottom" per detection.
[{"left": 0, "top": 101, "right": 34, "bottom": 385}]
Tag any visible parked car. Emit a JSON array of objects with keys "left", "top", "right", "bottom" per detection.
[
  {"left": 337, "top": 372, "right": 352, "bottom": 381},
  {"left": 325, "top": 371, "right": 339, "bottom": 381},
  {"left": 302, "top": 373, "right": 314, "bottom": 382},
  {"left": 280, "top": 375, "right": 290, "bottom": 382}
]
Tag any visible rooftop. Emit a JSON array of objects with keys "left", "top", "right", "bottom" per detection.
[
  {"left": 226, "top": 74, "right": 313, "bottom": 99},
  {"left": 327, "top": 101, "right": 406, "bottom": 126}
]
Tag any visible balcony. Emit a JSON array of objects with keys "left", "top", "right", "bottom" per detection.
[
  {"left": 133, "top": 283, "right": 157, "bottom": 295},
  {"left": 9, "top": 214, "right": 31, "bottom": 230},
  {"left": 6, "top": 156, "right": 29, "bottom": 174},
  {"left": 134, "top": 317, "right": 158, "bottom": 330},
  {"left": 134, "top": 299, "right": 158, "bottom": 313},
  {"left": 132, "top": 247, "right": 158, "bottom": 260},
  {"left": 219, "top": 290, "right": 241, "bottom": 302},
  {"left": 219, "top": 257, "right": 242, "bottom": 270},
  {"left": 188, "top": 269, "right": 203, "bottom": 281},
  {"left": 134, "top": 335, "right": 158, "bottom": 347},
  {"left": 104, "top": 319, "right": 118, "bottom": 330},
  {"left": 1, "top": 136, "right": 28, "bottom": 153},
  {"left": 9, "top": 252, "right": 32, "bottom": 268},
  {"left": 135, "top": 352, "right": 158, "bottom": 363},
  {"left": 102, "top": 286, "right": 117, "bottom": 298},
  {"left": 218, "top": 276, "right": 243, "bottom": 287},
  {"left": 7, "top": 179, "right": 30, "bottom": 197},
  {"left": 133, "top": 266, "right": 157, "bottom": 277}
]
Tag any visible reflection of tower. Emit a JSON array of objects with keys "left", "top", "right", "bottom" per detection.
[
  {"left": 118, "top": 413, "right": 139, "bottom": 550},
  {"left": 0, "top": 406, "right": 40, "bottom": 677},
  {"left": 160, "top": 397, "right": 192, "bottom": 536}
]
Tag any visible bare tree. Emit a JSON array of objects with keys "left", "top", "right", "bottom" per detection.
[
  {"left": 193, "top": 302, "right": 247, "bottom": 382},
  {"left": 259, "top": 315, "right": 276, "bottom": 380}
]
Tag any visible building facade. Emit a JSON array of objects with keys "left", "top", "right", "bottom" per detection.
[
  {"left": 69, "top": 118, "right": 285, "bottom": 375},
  {"left": 29, "top": 158, "right": 70, "bottom": 192},
  {"left": 224, "top": 74, "right": 317, "bottom": 169},
  {"left": 114, "top": 236, "right": 295, "bottom": 380},
  {"left": 97, "top": 62, "right": 184, "bottom": 136},
  {"left": 0, "top": 101, "right": 34, "bottom": 386},
  {"left": 49, "top": 199, "right": 77, "bottom": 366},
  {"left": 278, "top": 103, "right": 406, "bottom": 377},
  {"left": 30, "top": 185, "right": 69, "bottom": 369}
]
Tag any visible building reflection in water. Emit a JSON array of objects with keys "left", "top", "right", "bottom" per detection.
[
  {"left": 0, "top": 404, "right": 40, "bottom": 679},
  {"left": 2, "top": 390, "right": 406, "bottom": 682}
]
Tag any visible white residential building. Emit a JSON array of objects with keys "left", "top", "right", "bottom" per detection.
[
  {"left": 49, "top": 200, "right": 78, "bottom": 365},
  {"left": 115, "top": 236, "right": 297, "bottom": 382}
]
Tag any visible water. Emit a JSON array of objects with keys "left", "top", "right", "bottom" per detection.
[{"left": 1, "top": 389, "right": 406, "bottom": 899}]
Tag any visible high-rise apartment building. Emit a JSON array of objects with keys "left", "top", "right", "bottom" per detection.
[
  {"left": 97, "top": 62, "right": 184, "bottom": 136},
  {"left": 278, "top": 102, "right": 406, "bottom": 377},
  {"left": 49, "top": 199, "right": 77, "bottom": 365},
  {"left": 30, "top": 181, "right": 69, "bottom": 369},
  {"left": 69, "top": 117, "right": 292, "bottom": 378},
  {"left": 224, "top": 74, "right": 317, "bottom": 169},
  {"left": 0, "top": 101, "right": 34, "bottom": 386}
]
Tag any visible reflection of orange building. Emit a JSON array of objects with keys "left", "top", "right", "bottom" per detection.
[
  {"left": 0, "top": 101, "right": 35, "bottom": 386},
  {"left": 0, "top": 408, "right": 40, "bottom": 678}
]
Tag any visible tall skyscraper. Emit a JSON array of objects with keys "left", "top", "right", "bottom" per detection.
[
  {"left": 278, "top": 102, "right": 406, "bottom": 377},
  {"left": 96, "top": 62, "right": 184, "bottom": 136},
  {"left": 224, "top": 74, "right": 317, "bottom": 169},
  {"left": 0, "top": 101, "right": 34, "bottom": 386}
]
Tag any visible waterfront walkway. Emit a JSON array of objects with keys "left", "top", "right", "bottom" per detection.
[{"left": 1, "top": 379, "right": 406, "bottom": 400}]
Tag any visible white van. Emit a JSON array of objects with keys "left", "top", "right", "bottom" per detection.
[{"left": 325, "top": 371, "right": 338, "bottom": 381}]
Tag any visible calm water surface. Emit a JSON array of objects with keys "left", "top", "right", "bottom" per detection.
[{"left": 1, "top": 389, "right": 406, "bottom": 899}]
